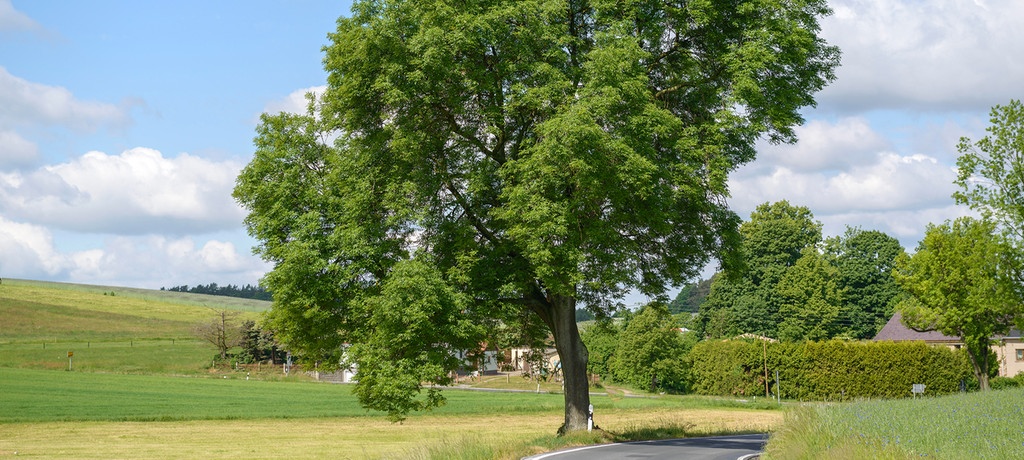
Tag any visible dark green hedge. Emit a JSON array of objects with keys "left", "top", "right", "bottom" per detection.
[{"left": 688, "top": 339, "right": 973, "bottom": 400}]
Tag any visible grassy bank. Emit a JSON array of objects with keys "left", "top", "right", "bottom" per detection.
[
  {"left": 0, "top": 409, "right": 780, "bottom": 459},
  {"left": 763, "top": 387, "right": 1024, "bottom": 459},
  {"left": 0, "top": 279, "right": 263, "bottom": 374}
]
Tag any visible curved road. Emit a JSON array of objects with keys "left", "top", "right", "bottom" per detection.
[{"left": 522, "top": 433, "right": 768, "bottom": 460}]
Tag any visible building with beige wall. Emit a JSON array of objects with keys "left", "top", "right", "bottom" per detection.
[{"left": 874, "top": 312, "right": 1024, "bottom": 378}]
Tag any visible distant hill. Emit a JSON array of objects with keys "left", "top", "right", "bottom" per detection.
[
  {"left": 1, "top": 278, "right": 271, "bottom": 313},
  {"left": 161, "top": 283, "right": 272, "bottom": 302},
  {"left": 0, "top": 278, "right": 268, "bottom": 374}
]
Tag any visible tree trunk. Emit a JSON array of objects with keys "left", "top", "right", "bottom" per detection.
[
  {"left": 965, "top": 339, "right": 990, "bottom": 391},
  {"left": 548, "top": 294, "right": 591, "bottom": 433}
]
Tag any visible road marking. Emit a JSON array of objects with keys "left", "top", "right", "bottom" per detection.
[{"left": 524, "top": 444, "right": 614, "bottom": 459}]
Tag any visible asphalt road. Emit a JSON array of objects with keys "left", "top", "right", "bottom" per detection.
[{"left": 522, "top": 433, "right": 769, "bottom": 460}]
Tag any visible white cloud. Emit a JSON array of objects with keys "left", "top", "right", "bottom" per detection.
[
  {"left": 0, "top": 66, "right": 129, "bottom": 131},
  {"left": 818, "top": 205, "right": 975, "bottom": 251},
  {"left": 261, "top": 85, "right": 326, "bottom": 116},
  {"left": 0, "top": 129, "right": 38, "bottom": 168},
  {"left": 732, "top": 152, "right": 956, "bottom": 215},
  {"left": 0, "top": 147, "right": 246, "bottom": 234},
  {"left": 820, "top": 0, "right": 1024, "bottom": 112},
  {"left": 0, "top": 216, "right": 66, "bottom": 278},
  {"left": 757, "top": 117, "right": 889, "bottom": 172},
  {"left": 0, "top": 0, "right": 40, "bottom": 33},
  {"left": 62, "top": 235, "right": 270, "bottom": 288},
  {"left": 197, "top": 240, "right": 247, "bottom": 272},
  {"left": 0, "top": 220, "right": 270, "bottom": 288}
]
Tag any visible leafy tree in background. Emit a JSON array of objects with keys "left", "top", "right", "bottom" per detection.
[
  {"left": 697, "top": 201, "right": 823, "bottom": 338},
  {"left": 669, "top": 278, "right": 712, "bottom": 314},
  {"left": 698, "top": 204, "right": 903, "bottom": 341},
  {"left": 610, "top": 304, "right": 690, "bottom": 393},
  {"left": 235, "top": 0, "right": 838, "bottom": 431},
  {"left": 824, "top": 227, "right": 905, "bottom": 339},
  {"left": 775, "top": 247, "right": 842, "bottom": 341},
  {"left": 893, "top": 217, "right": 1023, "bottom": 391},
  {"left": 955, "top": 100, "right": 1024, "bottom": 242},
  {"left": 580, "top": 320, "right": 619, "bottom": 380}
]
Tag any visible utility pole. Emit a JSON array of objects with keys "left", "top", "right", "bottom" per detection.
[{"left": 763, "top": 339, "right": 769, "bottom": 398}]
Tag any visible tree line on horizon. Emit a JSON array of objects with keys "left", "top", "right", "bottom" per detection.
[{"left": 161, "top": 283, "right": 272, "bottom": 301}]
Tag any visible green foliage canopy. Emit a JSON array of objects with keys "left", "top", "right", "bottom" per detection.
[
  {"left": 775, "top": 248, "right": 842, "bottom": 342},
  {"left": 893, "top": 217, "right": 1023, "bottom": 390},
  {"left": 823, "top": 227, "right": 906, "bottom": 339},
  {"left": 955, "top": 100, "right": 1024, "bottom": 242},
  {"left": 698, "top": 203, "right": 904, "bottom": 341},
  {"left": 610, "top": 304, "right": 690, "bottom": 393},
  {"left": 235, "top": 0, "right": 838, "bottom": 431},
  {"left": 580, "top": 320, "right": 619, "bottom": 379},
  {"left": 669, "top": 278, "right": 712, "bottom": 314},
  {"left": 697, "top": 201, "right": 823, "bottom": 338}
]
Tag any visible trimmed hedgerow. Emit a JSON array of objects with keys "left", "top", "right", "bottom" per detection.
[{"left": 688, "top": 339, "right": 973, "bottom": 400}]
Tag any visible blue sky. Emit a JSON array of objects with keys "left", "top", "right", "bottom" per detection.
[{"left": 2, "top": 0, "right": 1023, "bottom": 304}]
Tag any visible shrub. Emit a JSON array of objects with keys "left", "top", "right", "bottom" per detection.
[
  {"left": 610, "top": 304, "right": 690, "bottom": 393},
  {"left": 689, "top": 339, "right": 973, "bottom": 400},
  {"left": 989, "top": 376, "right": 1019, "bottom": 390}
]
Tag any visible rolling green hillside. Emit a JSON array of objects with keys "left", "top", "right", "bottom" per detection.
[
  {"left": 0, "top": 279, "right": 267, "bottom": 373},
  {"left": 2, "top": 278, "right": 270, "bottom": 313}
]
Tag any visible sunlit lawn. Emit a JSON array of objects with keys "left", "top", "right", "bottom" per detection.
[{"left": 0, "top": 368, "right": 782, "bottom": 459}]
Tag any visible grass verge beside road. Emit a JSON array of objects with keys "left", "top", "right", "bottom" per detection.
[{"left": 763, "top": 387, "right": 1024, "bottom": 459}]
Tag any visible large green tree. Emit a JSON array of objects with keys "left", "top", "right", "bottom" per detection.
[
  {"left": 955, "top": 100, "right": 1024, "bottom": 242},
  {"left": 697, "top": 201, "right": 823, "bottom": 338},
  {"left": 824, "top": 227, "right": 906, "bottom": 339},
  {"left": 775, "top": 247, "right": 842, "bottom": 341},
  {"left": 235, "top": 0, "right": 838, "bottom": 432},
  {"left": 893, "top": 217, "right": 1023, "bottom": 391}
]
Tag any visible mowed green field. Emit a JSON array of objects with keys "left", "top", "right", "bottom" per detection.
[
  {"left": 0, "top": 367, "right": 782, "bottom": 458},
  {"left": 0, "top": 367, "right": 779, "bottom": 423},
  {"left": 0, "top": 279, "right": 783, "bottom": 459}
]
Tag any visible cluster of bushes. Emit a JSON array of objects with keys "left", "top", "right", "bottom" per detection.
[
  {"left": 689, "top": 339, "right": 975, "bottom": 400},
  {"left": 989, "top": 372, "right": 1024, "bottom": 390},
  {"left": 582, "top": 305, "right": 697, "bottom": 393}
]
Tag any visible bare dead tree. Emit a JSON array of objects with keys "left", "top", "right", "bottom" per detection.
[{"left": 193, "top": 309, "right": 243, "bottom": 361}]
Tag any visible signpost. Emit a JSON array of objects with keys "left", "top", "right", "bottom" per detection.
[{"left": 67, "top": 351, "right": 73, "bottom": 371}]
